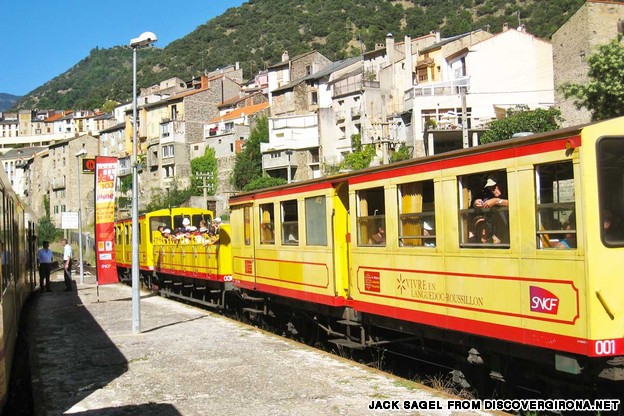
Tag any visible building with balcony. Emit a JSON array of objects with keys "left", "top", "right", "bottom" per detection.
[{"left": 404, "top": 25, "right": 553, "bottom": 156}]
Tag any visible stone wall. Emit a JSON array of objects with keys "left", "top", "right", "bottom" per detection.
[{"left": 553, "top": 1, "right": 624, "bottom": 127}]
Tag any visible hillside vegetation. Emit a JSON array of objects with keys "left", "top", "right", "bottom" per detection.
[{"left": 14, "top": 0, "right": 585, "bottom": 110}]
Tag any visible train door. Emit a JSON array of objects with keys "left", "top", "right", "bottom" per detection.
[{"left": 331, "top": 181, "right": 351, "bottom": 298}]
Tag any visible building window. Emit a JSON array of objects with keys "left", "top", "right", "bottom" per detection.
[
  {"left": 398, "top": 180, "right": 435, "bottom": 247},
  {"left": 162, "top": 144, "right": 174, "bottom": 158},
  {"left": 311, "top": 91, "right": 318, "bottom": 105},
  {"left": 357, "top": 187, "right": 386, "bottom": 246}
]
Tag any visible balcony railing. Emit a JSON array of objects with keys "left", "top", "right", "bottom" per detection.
[{"left": 410, "top": 76, "right": 470, "bottom": 98}]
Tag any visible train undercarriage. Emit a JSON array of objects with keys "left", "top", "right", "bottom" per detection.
[{"left": 121, "top": 268, "right": 624, "bottom": 406}]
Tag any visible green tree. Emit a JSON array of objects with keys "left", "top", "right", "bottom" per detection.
[
  {"left": 338, "top": 134, "right": 376, "bottom": 171},
  {"left": 390, "top": 143, "right": 412, "bottom": 163},
  {"left": 145, "top": 180, "right": 194, "bottom": 212},
  {"left": 232, "top": 116, "right": 269, "bottom": 190},
  {"left": 480, "top": 106, "right": 562, "bottom": 144},
  {"left": 190, "top": 147, "right": 218, "bottom": 196},
  {"left": 102, "top": 99, "right": 118, "bottom": 113},
  {"left": 37, "top": 196, "right": 59, "bottom": 242},
  {"left": 243, "top": 176, "right": 287, "bottom": 191},
  {"left": 562, "top": 36, "right": 624, "bottom": 121}
]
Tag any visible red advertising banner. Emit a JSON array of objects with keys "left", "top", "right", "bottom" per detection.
[{"left": 95, "top": 157, "right": 118, "bottom": 284}]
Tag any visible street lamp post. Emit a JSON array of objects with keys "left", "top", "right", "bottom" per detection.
[
  {"left": 75, "top": 148, "right": 87, "bottom": 284},
  {"left": 130, "top": 31, "right": 157, "bottom": 334}
]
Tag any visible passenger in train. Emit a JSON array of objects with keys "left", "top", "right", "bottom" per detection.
[
  {"left": 422, "top": 221, "right": 435, "bottom": 247},
  {"left": 553, "top": 212, "right": 576, "bottom": 249},
  {"left": 473, "top": 177, "right": 509, "bottom": 244},
  {"left": 182, "top": 217, "right": 191, "bottom": 231},
  {"left": 369, "top": 227, "right": 386, "bottom": 245},
  {"left": 473, "top": 177, "right": 508, "bottom": 209},
  {"left": 162, "top": 229, "right": 172, "bottom": 239},
  {"left": 199, "top": 220, "right": 209, "bottom": 233},
  {"left": 468, "top": 216, "right": 492, "bottom": 244}
]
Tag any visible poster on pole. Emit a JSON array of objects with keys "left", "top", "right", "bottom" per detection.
[{"left": 94, "top": 156, "right": 118, "bottom": 284}]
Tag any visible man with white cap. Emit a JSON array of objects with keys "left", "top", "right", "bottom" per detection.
[
  {"left": 473, "top": 175, "right": 509, "bottom": 244},
  {"left": 473, "top": 177, "right": 508, "bottom": 209}
]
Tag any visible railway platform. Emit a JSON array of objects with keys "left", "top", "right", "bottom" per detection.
[{"left": 21, "top": 270, "right": 501, "bottom": 416}]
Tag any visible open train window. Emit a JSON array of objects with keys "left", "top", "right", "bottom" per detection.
[
  {"left": 149, "top": 216, "right": 172, "bottom": 242},
  {"left": 305, "top": 196, "right": 327, "bottom": 246},
  {"left": 357, "top": 187, "right": 386, "bottom": 246},
  {"left": 535, "top": 161, "right": 576, "bottom": 249},
  {"left": 260, "top": 203, "right": 275, "bottom": 244},
  {"left": 597, "top": 137, "right": 624, "bottom": 247},
  {"left": 398, "top": 180, "right": 435, "bottom": 247},
  {"left": 281, "top": 200, "right": 299, "bottom": 245},
  {"left": 458, "top": 170, "right": 509, "bottom": 248}
]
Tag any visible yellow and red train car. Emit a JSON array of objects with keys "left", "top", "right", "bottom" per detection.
[
  {"left": 229, "top": 116, "right": 624, "bottom": 393},
  {"left": 115, "top": 207, "right": 232, "bottom": 306}
]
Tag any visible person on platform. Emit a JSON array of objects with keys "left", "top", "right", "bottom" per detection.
[
  {"left": 61, "top": 238, "right": 73, "bottom": 292},
  {"left": 37, "top": 241, "right": 54, "bottom": 292}
]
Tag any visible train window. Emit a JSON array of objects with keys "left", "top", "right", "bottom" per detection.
[
  {"left": 458, "top": 170, "right": 509, "bottom": 248},
  {"left": 260, "top": 203, "right": 275, "bottom": 244},
  {"left": 535, "top": 161, "right": 576, "bottom": 249},
  {"left": 597, "top": 137, "right": 624, "bottom": 247},
  {"left": 281, "top": 200, "right": 299, "bottom": 245},
  {"left": 357, "top": 187, "right": 386, "bottom": 246},
  {"left": 398, "top": 180, "right": 435, "bottom": 247},
  {"left": 150, "top": 216, "right": 172, "bottom": 242},
  {"left": 305, "top": 196, "right": 327, "bottom": 246},
  {"left": 192, "top": 214, "right": 211, "bottom": 229},
  {"left": 244, "top": 207, "right": 251, "bottom": 245}
]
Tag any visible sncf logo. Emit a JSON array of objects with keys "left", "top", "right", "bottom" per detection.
[{"left": 529, "top": 286, "right": 559, "bottom": 314}]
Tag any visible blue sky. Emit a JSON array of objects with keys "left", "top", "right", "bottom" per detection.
[{"left": 0, "top": 0, "right": 247, "bottom": 96}]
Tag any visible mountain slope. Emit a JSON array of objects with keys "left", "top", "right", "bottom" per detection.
[
  {"left": 14, "top": 0, "right": 585, "bottom": 111},
  {"left": 0, "top": 93, "right": 21, "bottom": 111}
]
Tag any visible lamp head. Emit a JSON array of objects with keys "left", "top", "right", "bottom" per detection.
[
  {"left": 75, "top": 149, "right": 87, "bottom": 157},
  {"left": 130, "top": 32, "right": 158, "bottom": 48}
]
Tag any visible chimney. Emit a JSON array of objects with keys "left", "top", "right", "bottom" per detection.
[
  {"left": 386, "top": 33, "right": 395, "bottom": 63},
  {"left": 503, "top": 22, "right": 509, "bottom": 32},
  {"left": 282, "top": 51, "right": 289, "bottom": 62},
  {"left": 201, "top": 75, "right": 209, "bottom": 89}
]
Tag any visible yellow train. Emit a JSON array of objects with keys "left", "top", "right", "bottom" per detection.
[
  {"left": 115, "top": 207, "right": 232, "bottom": 306},
  {"left": 229, "top": 116, "right": 624, "bottom": 394},
  {"left": 0, "top": 167, "right": 37, "bottom": 411}
]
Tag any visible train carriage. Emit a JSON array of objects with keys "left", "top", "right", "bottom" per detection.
[
  {"left": 0, "top": 167, "right": 37, "bottom": 412},
  {"left": 115, "top": 207, "right": 232, "bottom": 306},
  {"left": 229, "top": 116, "right": 624, "bottom": 394}
]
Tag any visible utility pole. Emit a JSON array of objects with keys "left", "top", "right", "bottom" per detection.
[
  {"left": 196, "top": 172, "right": 214, "bottom": 210},
  {"left": 461, "top": 88, "right": 469, "bottom": 149}
]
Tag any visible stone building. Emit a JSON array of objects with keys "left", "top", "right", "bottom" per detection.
[{"left": 553, "top": 0, "right": 624, "bottom": 127}]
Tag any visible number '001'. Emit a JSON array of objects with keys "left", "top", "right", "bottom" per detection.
[{"left": 595, "top": 340, "right": 615, "bottom": 355}]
